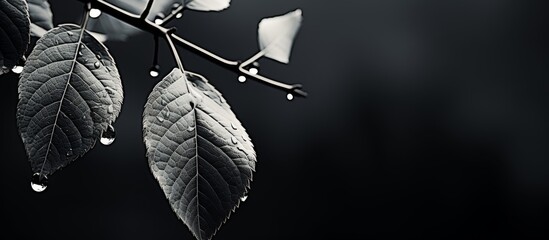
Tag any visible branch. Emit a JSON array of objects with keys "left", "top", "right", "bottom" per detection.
[
  {"left": 77, "top": 0, "right": 307, "bottom": 98},
  {"left": 140, "top": 0, "right": 154, "bottom": 20}
]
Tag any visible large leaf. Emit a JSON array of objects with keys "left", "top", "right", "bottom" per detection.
[
  {"left": 88, "top": 0, "right": 230, "bottom": 41},
  {"left": 258, "top": 9, "right": 303, "bottom": 64},
  {"left": 143, "top": 68, "right": 255, "bottom": 240},
  {"left": 17, "top": 24, "right": 123, "bottom": 178},
  {"left": 0, "top": 0, "right": 30, "bottom": 75},
  {"left": 27, "top": 0, "right": 53, "bottom": 37}
]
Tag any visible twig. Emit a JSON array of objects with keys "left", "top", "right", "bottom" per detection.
[
  {"left": 140, "top": 0, "right": 154, "bottom": 20},
  {"left": 77, "top": 0, "right": 308, "bottom": 98}
]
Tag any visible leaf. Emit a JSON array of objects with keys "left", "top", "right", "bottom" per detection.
[
  {"left": 143, "top": 68, "right": 256, "bottom": 240},
  {"left": 0, "top": 0, "right": 30, "bottom": 75},
  {"left": 17, "top": 24, "right": 124, "bottom": 177},
  {"left": 27, "top": 0, "right": 53, "bottom": 37},
  {"left": 87, "top": 0, "right": 230, "bottom": 41},
  {"left": 258, "top": 9, "right": 303, "bottom": 64}
]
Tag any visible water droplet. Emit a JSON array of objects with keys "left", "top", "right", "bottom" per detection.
[
  {"left": 154, "top": 14, "right": 165, "bottom": 25},
  {"left": 238, "top": 76, "right": 246, "bottom": 83},
  {"left": 231, "top": 136, "right": 238, "bottom": 144},
  {"left": 286, "top": 93, "right": 294, "bottom": 101},
  {"left": 107, "top": 105, "right": 114, "bottom": 113},
  {"left": 231, "top": 123, "right": 237, "bottom": 130},
  {"left": 240, "top": 195, "right": 248, "bottom": 202},
  {"left": 66, "top": 148, "right": 73, "bottom": 157},
  {"left": 94, "top": 61, "right": 101, "bottom": 69},
  {"left": 11, "top": 65, "right": 23, "bottom": 74},
  {"left": 100, "top": 125, "right": 116, "bottom": 146},
  {"left": 149, "top": 65, "right": 160, "bottom": 77},
  {"left": 89, "top": 8, "right": 102, "bottom": 18},
  {"left": 96, "top": 54, "right": 101, "bottom": 59},
  {"left": 78, "top": 51, "right": 83, "bottom": 56},
  {"left": 67, "top": 31, "right": 73, "bottom": 36},
  {"left": 164, "top": 110, "right": 170, "bottom": 119},
  {"left": 81, "top": 43, "right": 86, "bottom": 49},
  {"left": 176, "top": 12, "right": 183, "bottom": 19},
  {"left": 172, "top": 3, "right": 181, "bottom": 10},
  {"left": 157, "top": 115, "right": 164, "bottom": 122},
  {"left": 31, "top": 173, "right": 48, "bottom": 192},
  {"left": 161, "top": 99, "right": 167, "bottom": 105},
  {"left": 83, "top": 115, "right": 86, "bottom": 120},
  {"left": 187, "top": 126, "right": 195, "bottom": 132},
  {"left": 249, "top": 68, "right": 259, "bottom": 75}
]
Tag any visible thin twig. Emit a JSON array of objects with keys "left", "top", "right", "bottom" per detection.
[
  {"left": 78, "top": 0, "right": 307, "bottom": 98},
  {"left": 140, "top": 0, "right": 155, "bottom": 20}
]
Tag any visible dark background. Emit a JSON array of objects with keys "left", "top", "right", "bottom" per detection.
[{"left": 2, "top": 0, "right": 549, "bottom": 239}]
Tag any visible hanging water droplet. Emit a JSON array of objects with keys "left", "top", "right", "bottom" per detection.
[
  {"left": 66, "top": 148, "right": 73, "bottom": 157},
  {"left": 94, "top": 61, "right": 101, "bottom": 69},
  {"left": 100, "top": 125, "right": 116, "bottom": 146},
  {"left": 154, "top": 13, "right": 165, "bottom": 25},
  {"left": 89, "top": 8, "right": 102, "bottom": 18},
  {"left": 157, "top": 115, "right": 164, "bottom": 122},
  {"left": 238, "top": 76, "right": 246, "bottom": 83},
  {"left": 107, "top": 105, "right": 114, "bottom": 113},
  {"left": 11, "top": 65, "right": 23, "bottom": 74},
  {"left": 240, "top": 195, "right": 248, "bottom": 202},
  {"left": 231, "top": 123, "right": 237, "bottom": 130},
  {"left": 231, "top": 136, "right": 238, "bottom": 144},
  {"left": 31, "top": 173, "right": 48, "bottom": 192},
  {"left": 187, "top": 126, "right": 195, "bottom": 132},
  {"left": 176, "top": 12, "right": 183, "bottom": 19},
  {"left": 286, "top": 93, "right": 294, "bottom": 101},
  {"left": 149, "top": 65, "right": 160, "bottom": 77}
]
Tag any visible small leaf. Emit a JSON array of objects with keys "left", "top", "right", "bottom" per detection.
[
  {"left": 17, "top": 24, "right": 124, "bottom": 177},
  {"left": 258, "top": 9, "right": 303, "bottom": 64},
  {"left": 27, "top": 0, "right": 53, "bottom": 36},
  {"left": 143, "top": 69, "right": 255, "bottom": 240},
  {"left": 185, "top": 0, "right": 230, "bottom": 11},
  {"left": 0, "top": 0, "right": 30, "bottom": 75}
]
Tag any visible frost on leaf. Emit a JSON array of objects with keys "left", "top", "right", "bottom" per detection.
[
  {"left": 0, "top": 0, "right": 30, "bottom": 75},
  {"left": 143, "top": 68, "right": 256, "bottom": 240},
  {"left": 17, "top": 24, "right": 123, "bottom": 177},
  {"left": 258, "top": 9, "right": 303, "bottom": 64}
]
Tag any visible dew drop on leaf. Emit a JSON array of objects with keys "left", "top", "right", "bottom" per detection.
[
  {"left": 100, "top": 125, "right": 116, "bottom": 146},
  {"left": 231, "top": 136, "right": 238, "bottom": 144},
  {"left": 94, "top": 61, "right": 101, "bottom": 69},
  {"left": 96, "top": 54, "right": 101, "bottom": 60},
  {"left": 31, "top": 173, "right": 48, "bottom": 192},
  {"left": 107, "top": 105, "right": 114, "bottom": 113},
  {"left": 78, "top": 51, "right": 83, "bottom": 56},
  {"left": 187, "top": 126, "right": 195, "bottom": 132},
  {"left": 67, "top": 31, "right": 73, "bottom": 36},
  {"left": 66, "top": 148, "right": 73, "bottom": 157},
  {"left": 156, "top": 115, "right": 164, "bottom": 122},
  {"left": 176, "top": 13, "right": 183, "bottom": 19}
]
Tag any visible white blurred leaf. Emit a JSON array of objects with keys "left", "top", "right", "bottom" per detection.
[
  {"left": 87, "top": 0, "right": 230, "bottom": 41},
  {"left": 258, "top": 9, "right": 303, "bottom": 64},
  {"left": 30, "top": 23, "right": 48, "bottom": 38}
]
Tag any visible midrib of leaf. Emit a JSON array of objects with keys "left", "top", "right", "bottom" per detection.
[
  {"left": 192, "top": 103, "right": 202, "bottom": 240},
  {"left": 39, "top": 18, "right": 90, "bottom": 176}
]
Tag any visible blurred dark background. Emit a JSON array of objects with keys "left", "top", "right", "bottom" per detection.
[{"left": 2, "top": 0, "right": 549, "bottom": 239}]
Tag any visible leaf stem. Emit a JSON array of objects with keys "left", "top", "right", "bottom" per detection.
[
  {"left": 77, "top": 0, "right": 307, "bottom": 98},
  {"left": 140, "top": 0, "right": 155, "bottom": 20}
]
